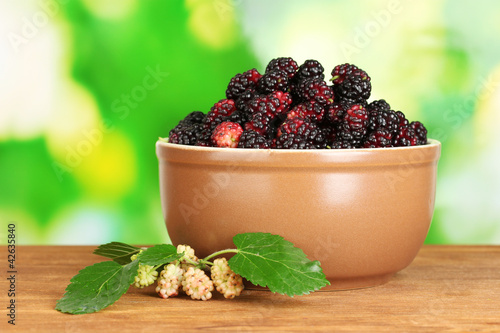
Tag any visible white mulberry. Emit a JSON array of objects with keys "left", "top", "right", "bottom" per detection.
[
  {"left": 155, "top": 264, "right": 185, "bottom": 299},
  {"left": 131, "top": 249, "right": 158, "bottom": 288},
  {"left": 134, "top": 264, "right": 158, "bottom": 288},
  {"left": 174, "top": 244, "right": 198, "bottom": 271},
  {"left": 182, "top": 267, "right": 213, "bottom": 301},
  {"left": 211, "top": 258, "right": 244, "bottom": 299}
]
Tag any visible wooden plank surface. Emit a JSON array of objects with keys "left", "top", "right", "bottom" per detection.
[{"left": 1, "top": 245, "right": 500, "bottom": 332}]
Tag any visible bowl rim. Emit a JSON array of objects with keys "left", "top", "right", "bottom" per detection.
[
  {"left": 157, "top": 139, "right": 441, "bottom": 167},
  {"left": 157, "top": 138, "right": 441, "bottom": 153}
]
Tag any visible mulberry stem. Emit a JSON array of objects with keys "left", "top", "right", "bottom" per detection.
[{"left": 203, "top": 249, "right": 239, "bottom": 262}]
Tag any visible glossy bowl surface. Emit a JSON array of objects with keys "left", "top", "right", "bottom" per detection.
[{"left": 156, "top": 140, "right": 441, "bottom": 290}]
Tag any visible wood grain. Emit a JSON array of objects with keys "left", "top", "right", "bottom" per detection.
[{"left": 1, "top": 245, "right": 499, "bottom": 332}]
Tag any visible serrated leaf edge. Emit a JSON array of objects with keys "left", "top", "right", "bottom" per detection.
[
  {"left": 230, "top": 232, "right": 330, "bottom": 296},
  {"left": 55, "top": 260, "right": 139, "bottom": 314},
  {"left": 234, "top": 250, "right": 328, "bottom": 294}
]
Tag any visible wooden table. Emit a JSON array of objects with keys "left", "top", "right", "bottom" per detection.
[{"left": 1, "top": 246, "right": 499, "bottom": 332}]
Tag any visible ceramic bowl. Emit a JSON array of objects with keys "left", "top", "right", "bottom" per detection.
[{"left": 156, "top": 139, "right": 441, "bottom": 290}]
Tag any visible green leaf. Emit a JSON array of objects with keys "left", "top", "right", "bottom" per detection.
[
  {"left": 93, "top": 242, "right": 141, "bottom": 265},
  {"left": 56, "top": 260, "right": 139, "bottom": 314},
  {"left": 137, "top": 244, "right": 183, "bottom": 266},
  {"left": 228, "top": 232, "right": 330, "bottom": 296}
]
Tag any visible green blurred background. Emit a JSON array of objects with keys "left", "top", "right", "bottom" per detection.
[{"left": 1, "top": 0, "right": 499, "bottom": 245}]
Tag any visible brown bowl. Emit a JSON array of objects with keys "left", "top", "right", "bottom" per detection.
[{"left": 156, "top": 139, "right": 441, "bottom": 290}]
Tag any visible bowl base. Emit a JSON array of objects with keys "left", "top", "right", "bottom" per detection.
[{"left": 245, "top": 273, "right": 394, "bottom": 292}]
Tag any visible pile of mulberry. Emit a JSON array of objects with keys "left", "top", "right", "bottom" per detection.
[
  {"left": 166, "top": 58, "right": 428, "bottom": 149},
  {"left": 151, "top": 244, "right": 247, "bottom": 301}
]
